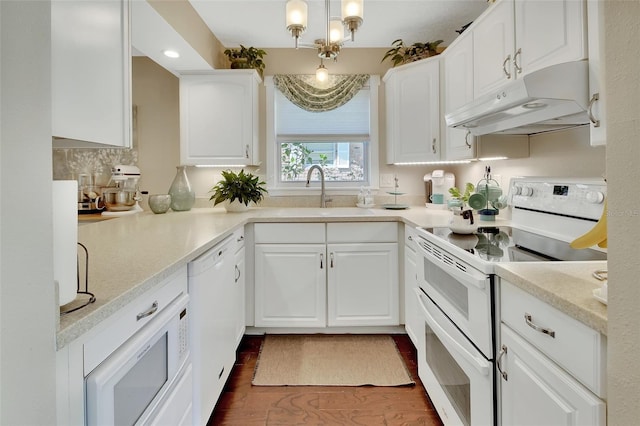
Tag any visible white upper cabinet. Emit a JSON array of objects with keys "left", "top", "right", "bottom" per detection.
[
  {"left": 384, "top": 58, "right": 440, "bottom": 164},
  {"left": 180, "top": 70, "right": 260, "bottom": 166},
  {"left": 473, "top": 0, "right": 587, "bottom": 98},
  {"left": 586, "top": 0, "right": 607, "bottom": 146},
  {"left": 442, "top": 32, "right": 476, "bottom": 160},
  {"left": 52, "top": 0, "right": 132, "bottom": 148}
]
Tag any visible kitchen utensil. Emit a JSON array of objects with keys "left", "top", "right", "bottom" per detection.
[
  {"left": 101, "top": 165, "right": 144, "bottom": 215},
  {"left": 102, "top": 187, "right": 137, "bottom": 211},
  {"left": 491, "top": 195, "right": 509, "bottom": 210},
  {"left": 468, "top": 193, "right": 487, "bottom": 210},
  {"left": 149, "top": 194, "right": 172, "bottom": 214}
]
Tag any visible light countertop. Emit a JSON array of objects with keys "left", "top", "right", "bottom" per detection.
[
  {"left": 58, "top": 206, "right": 452, "bottom": 349},
  {"left": 495, "top": 261, "right": 608, "bottom": 335},
  {"left": 58, "top": 206, "right": 607, "bottom": 349}
]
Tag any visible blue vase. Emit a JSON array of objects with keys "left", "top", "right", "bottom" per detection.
[{"left": 168, "top": 166, "right": 195, "bottom": 211}]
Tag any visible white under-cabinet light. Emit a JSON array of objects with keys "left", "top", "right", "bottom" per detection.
[{"left": 163, "top": 50, "right": 180, "bottom": 58}]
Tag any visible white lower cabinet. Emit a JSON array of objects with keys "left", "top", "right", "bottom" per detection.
[
  {"left": 327, "top": 243, "right": 398, "bottom": 326},
  {"left": 403, "top": 226, "right": 419, "bottom": 346},
  {"left": 255, "top": 244, "right": 327, "bottom": 327},
  {"left": 254, "top": 222, "right": 399, "bottom": 328},
  {"left": 500, "top": 325, "right": 606, "bottom": 426},
  {"left": 498, "top": 280, "right": 606, "bottom": 426}
]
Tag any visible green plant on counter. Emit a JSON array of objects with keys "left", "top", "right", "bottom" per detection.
[
  {"left": 449, "top": 182, "right": 475, "bottom": 204},
  {"left": 209, "top": 169, "right": 267, "bottom": 206},
  {"left": 381, "top": 39, "right": 444, "bottom": 67}
]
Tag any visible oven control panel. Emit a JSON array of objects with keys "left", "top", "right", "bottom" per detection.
[{"left": 509, "top": 177, "right": 607, "bottom": 220}]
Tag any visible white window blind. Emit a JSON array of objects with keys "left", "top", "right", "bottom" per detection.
[{"left": 275, "top": 88, "right": 370, "bottom": 136}]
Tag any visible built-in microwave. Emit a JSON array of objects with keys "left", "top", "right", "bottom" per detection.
[{"left": 85, "top": 294, "right": 191, "bottom": 426}]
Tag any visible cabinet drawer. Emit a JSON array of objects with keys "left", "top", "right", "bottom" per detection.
[
  {"left": 327, "top": 222, "right": 397, "bottom": 243},
  {"left": 501, "top": 280, "right": 606, "bottom": 396},
  {"left": 254, "top": 223, "right": 325, "bottom": 244},
  {"left": 83, "top": 266, "right": 188, "bottom": 375}
]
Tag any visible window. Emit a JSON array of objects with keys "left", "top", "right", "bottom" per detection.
[{"left": 265, "top": 76, "right": 379, "bottom": 194}]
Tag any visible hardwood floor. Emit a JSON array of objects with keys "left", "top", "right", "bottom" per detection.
[{"left": 208, "top": 334, "right": 444, "bottom": 426}]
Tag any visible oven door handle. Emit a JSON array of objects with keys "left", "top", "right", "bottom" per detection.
[
  {"left": 414, "top": 237, "right": 487, "bottom": 290},
  {"left": 416, "top": 289, "right": 490, "bottom": 376}
]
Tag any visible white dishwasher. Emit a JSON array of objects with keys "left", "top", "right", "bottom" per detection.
[{"left": 188, "top": 235, "right": 236, "bottom": 426}]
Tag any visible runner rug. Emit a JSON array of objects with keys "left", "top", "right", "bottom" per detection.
[{"left": 252, "top": 334, "right": 415, "bottom": 387}]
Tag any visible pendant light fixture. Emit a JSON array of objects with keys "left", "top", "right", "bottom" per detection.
[
  {"left": 316, "top": 59, "right": 329, "bottom": 82},
  {"left": 285, "top": 0, "right": 364, "bottom": 52}
]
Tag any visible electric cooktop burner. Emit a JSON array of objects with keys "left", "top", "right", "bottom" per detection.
[{"left": 420, "top": 226, "right": 607, "bottom": 263}]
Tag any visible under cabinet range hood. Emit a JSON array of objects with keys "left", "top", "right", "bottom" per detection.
[{"left": 446, "top": 61, "right": 591, "bottom": 136}]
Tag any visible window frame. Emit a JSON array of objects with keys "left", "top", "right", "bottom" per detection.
[{"left": 265, "top": 75, "right": 380, "bottom": 195}]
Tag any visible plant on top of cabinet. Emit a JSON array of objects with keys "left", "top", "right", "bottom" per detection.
[
  {"left": 209, "top": 169, "right": 267, "bottom": 212},
  {"left": 224, "top": 45, "right": 267, "bottom": 77},
  {"left": 381, "top": 39, "right": 443, "bottom": 67}
]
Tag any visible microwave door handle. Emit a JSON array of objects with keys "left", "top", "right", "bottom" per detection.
[
  {"left": 415, "top": 238, "right": 487, "bottom": 290},
  {"left": 416, "top": 289, "right": 490, "bottom": 376}
]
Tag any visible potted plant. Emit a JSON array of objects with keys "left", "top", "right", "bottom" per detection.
[
  {"left": 223, "top": 45, "right": 267, "bottom": 77},
  {"left": 381, "top": 39, "right": 444, "bottom": 67},
  {"left": 209, "top": 169, "right": 267, "bottom": 212}
]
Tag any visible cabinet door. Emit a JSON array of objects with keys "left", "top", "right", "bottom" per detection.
[
  {"left": 52, "top": 0, "right": 131, "bottom": 147},
  {"left": 233, "top": 247, "right": 246, "bottom": 347},
  {"left": 180, "top": 71, "right": 259, "bottom": 166},
  {"left": 473, "top": 0, "right": 515, "bottom": 97},
  {"left": 500, "top": 325, "right": 606, "bottom": 426},
  {"left": 587, "top": 0, "right": 606, "bottom": 146},
  {"left": 385, "top": 59, "right": 440, "bottom": 164},
  {"left": 404, "top": 240, "right": 419, "bottom": 347},
  {"left": 254, "top": 244, "right": 326, "bottom": 327},
  {"left": 514, "top": 0, "right": 587, "bottom": 77},
  {"left": 443, "top": 33, "right": 476, "bottom": 160},
  {"left": 327, "top": 243, "right": 399, "bottom": 326}
]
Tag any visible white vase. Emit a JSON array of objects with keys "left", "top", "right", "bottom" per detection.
[{"left": 224, "top": 199, "right": 250, "bottom": 212}]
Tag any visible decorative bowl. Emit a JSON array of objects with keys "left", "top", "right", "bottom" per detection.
[{"left": 149, "top": 194, "right": 172, "bottom": 214}]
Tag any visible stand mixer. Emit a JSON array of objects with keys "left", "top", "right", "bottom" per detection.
[{"left": 101, "top": 165, "right": 143, "bottom": 216}]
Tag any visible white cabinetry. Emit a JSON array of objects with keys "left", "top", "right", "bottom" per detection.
[
  {"left": 442, "top": 32, "right": 475, "bottom": 160},
  {"left": 52, "top": 0, "right": 131, "bottom": 147},
  {"left": 403, "top": 226, "right": 419, "bottom": 347},
  {"left": 254, "top": 222, "right": 399, "bottom": 328},
  {"left": 498, "top": 280, "right": 606, "bottom": 426},
  {"left": 233, "top": 227, "right": 246, "bottom": 346},
  {"left": 587, "top": 0, "right": 607, "bottom": 146},
  {"left": 473, "top": 0, "right": 587, "bottom": 98},
  {"left": 384, "top": 58, "right": 440, "bottom": 164},
  {"left": 180, "top": 70, "right": 260, "bottom": 166}
]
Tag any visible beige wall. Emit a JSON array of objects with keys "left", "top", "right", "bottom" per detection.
[{"left": 604, "top": 1, "right": 640, "bottom": 424}]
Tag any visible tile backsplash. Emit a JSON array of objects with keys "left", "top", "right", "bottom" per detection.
[{"left": 53, "top": 148, "right": 138, "bottom": 186}]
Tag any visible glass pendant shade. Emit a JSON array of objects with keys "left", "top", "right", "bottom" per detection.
[
  {"left": 316, "top": 64, "right": 329, "bottom": 82},
  {"left": 286, "top": 0, "right": 308, "bottom": 48},
  {"left": 341, "top": 0, "right": 363, "bottom": 41},
  {"left": 329, "top": 18, "right": 344, "bottom": 43}
]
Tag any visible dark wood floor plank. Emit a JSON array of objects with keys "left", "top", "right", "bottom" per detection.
[{"left": 208, "top": 334, "right": 444, "bottom": 426}]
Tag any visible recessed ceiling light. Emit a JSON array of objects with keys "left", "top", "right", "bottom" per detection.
[{"left": 163, "top": 50, "right": 180, "bottom": 59}]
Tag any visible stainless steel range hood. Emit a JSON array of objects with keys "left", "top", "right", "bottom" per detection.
[{"left": 445, "top": 61, "right": 590, "bottom": 136}]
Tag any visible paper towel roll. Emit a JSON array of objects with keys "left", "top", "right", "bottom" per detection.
[{"left": 53, "top": 180, "right": 78, "bottom": 306}]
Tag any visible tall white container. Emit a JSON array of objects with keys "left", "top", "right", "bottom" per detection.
[{"left": 52, "top": 180, "right": 78, "bottom": 306}]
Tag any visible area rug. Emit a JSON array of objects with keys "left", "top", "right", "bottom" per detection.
[{"left": 251, "top": 335, "right": 415, "bottom": 387}]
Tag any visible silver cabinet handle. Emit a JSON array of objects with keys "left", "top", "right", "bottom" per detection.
[
  {"left": 513, "top": 48, "right": 522, "bottom": 74},
  {"left": 320, "top": 253, "right": 324, "bottom": 269},
  {"left": 588, "top": 93, "right": 601, "bottom": 127},
  {"left": 432, "top": 138, "right": 437, "bottom": 154},
  {"left": 235, "top": 265, "right": 241, "bottom": 283},
  {"left": 465, "top": 130, "right": 472, "bottom": 148},
  {"left": 524, "top": 313, "right": 556, "bottom": 338},
  {"left": 502, "top": 54, "right": 512, "bottom": 79},
  {"left": 245, "top": 144, "right": 250, "bottom": 159},
  {"left": 237, "top": 235, "right": 244, "bottom": 243},
  {"left": 330, "top": 252, "right": 334, "bottom": 268},
  {"left": 497, "top": 344, "right": 508, "bottom": 381},
  {"left": 136, "top": 301, "right": 158, "bottom": 321},
  {"left": 408, "top": 235, "right": 413, "bottom": 242}
]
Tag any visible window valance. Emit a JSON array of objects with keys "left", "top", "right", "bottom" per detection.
[{"left": 272, "top": 74, "right": 370, "bottom": 112}]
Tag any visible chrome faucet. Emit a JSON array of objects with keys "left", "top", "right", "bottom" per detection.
[{"left": 306, "top": 165, "right": 329, "bottom": 208}]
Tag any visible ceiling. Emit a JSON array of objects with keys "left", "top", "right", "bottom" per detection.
[{"left": 188, "top": 0, "right": 489, "bottom": 49}]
